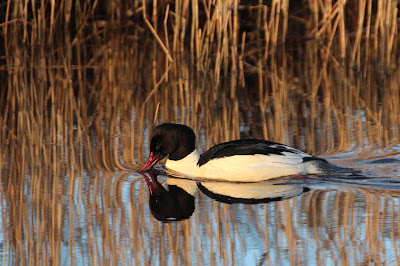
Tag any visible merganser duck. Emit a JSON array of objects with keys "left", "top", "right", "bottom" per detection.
[{"left": 139, "top": 123, "right": 359, "bottom": 182}]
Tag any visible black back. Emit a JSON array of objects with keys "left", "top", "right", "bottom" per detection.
[{"left": 198, "top": 139, "right": 314, "bottom": 166}]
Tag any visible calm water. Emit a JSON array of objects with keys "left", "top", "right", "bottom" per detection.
[{"left": 1, "top": 145, "right": 400, "bottom": 265}]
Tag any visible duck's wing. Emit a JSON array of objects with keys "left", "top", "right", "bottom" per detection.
[{"left": 198, "top": 139, "right": 321, "bottom": 166}]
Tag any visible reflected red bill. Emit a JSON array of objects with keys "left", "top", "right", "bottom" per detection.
[{"left": 139, "top": 172, "right": 158, "bottom": 195}]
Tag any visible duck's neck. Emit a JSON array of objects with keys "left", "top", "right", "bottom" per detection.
[
  {"left": 169, "top": 142, "right": 196, "bottom": 160},
  {"left": 165, "top": 150, "right": 200, "bottom": 177}
]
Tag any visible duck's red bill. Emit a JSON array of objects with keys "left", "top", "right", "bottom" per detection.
[{"left": 139, "top": 152, "right": 160, "bottom": 172}]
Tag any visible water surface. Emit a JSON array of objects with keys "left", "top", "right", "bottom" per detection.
[{"left": 1, "top": 149, "right": 400, "bottom": 265}]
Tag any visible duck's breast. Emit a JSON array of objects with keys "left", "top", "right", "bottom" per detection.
[{"left": 165, "top": 150, "right": 201, "bottom": 177}]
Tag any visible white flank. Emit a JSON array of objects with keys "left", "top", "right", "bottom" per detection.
[{"left": 165, "top": 149, "right": 313, "bottom": 182}]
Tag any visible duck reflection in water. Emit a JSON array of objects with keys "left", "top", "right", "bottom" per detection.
[
  {"left": 140, "top": 170, "right": 196, "bottom": 222},
  {"left": 197, "top": 180, "right": 310, "bottom": 204},
  {"left": 140, "top": 170, "right": 310, "bottom": 221}
]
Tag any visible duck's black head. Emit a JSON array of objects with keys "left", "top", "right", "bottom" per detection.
[{"left": 140, "top": 123, "right": 196, "bottom": 172}]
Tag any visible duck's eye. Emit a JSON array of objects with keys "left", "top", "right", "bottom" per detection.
[{"left": 155, "top": 145, "right": 161, "bottom": 151}]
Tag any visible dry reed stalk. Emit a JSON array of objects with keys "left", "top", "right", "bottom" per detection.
[{"left": 142, "top": 0, "right": 173, "bottom": 63}]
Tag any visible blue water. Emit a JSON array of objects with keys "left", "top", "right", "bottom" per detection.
[{"left": 0, "top": 152, "right": 400, "bottom": 265}]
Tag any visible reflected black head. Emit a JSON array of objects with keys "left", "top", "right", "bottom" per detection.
[
  {"left": 149, "top": 184, "right": 195, "bottom": 222},
  {"left": 150, "top": 123, "right": 196, "bottom": 161}
]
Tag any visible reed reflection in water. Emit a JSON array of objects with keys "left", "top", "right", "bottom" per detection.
[
  {"left": 1, "top": 0, "right": 400, "bottom": 265},
  {"left": 1, "top": 168, "right": 400, "bottom": 265}
]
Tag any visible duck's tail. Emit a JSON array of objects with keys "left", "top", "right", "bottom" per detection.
[{"left": 304, "top": 158, "right": 363, "bottom": 178}]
